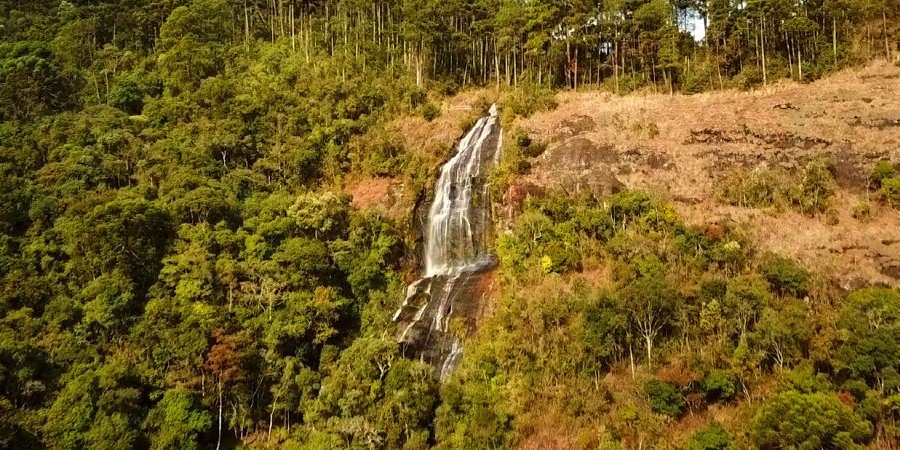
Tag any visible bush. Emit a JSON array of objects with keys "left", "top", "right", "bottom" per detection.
[
  {"left": 512, "top": 130, "right": 546, "bottom": 158},
  {"left": 869, "top": 160, "right": 896, "bottom": 189},
  {"left": 789, "top": 159, "right": 836, "bottom": 215},
  {"left": 880, "top": 176, "right": 900, "bottom": 207},
  {"left": 731, "top": 66, "right": 764, "bottom": 90},
  {"left": 686, "top": 423, "right": 733, "bottom": 450},
  {"left": 763, "top": 255, "right": 810, "bottom": 297},
  {"left": 499, "top": 82, "right": 557, "bottom": 123},
  {"left": 717, "top": 167, "right": 790, "bottom": 208},
  {"left": 107, "top": 75, "right": 148, "bottom": 115},
  {"left": 701, "top": 369, "right": 739, "bottom": 402},
  {"left": 644, "top": 379, "right": 685, "bottom": 417},
  {"left": 421, "top": 103, "right": 441, "bottom": 121},
  {"left": 852, "top": 202, "right": 872, "bottom": 221}
]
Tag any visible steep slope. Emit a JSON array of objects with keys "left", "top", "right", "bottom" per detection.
[{"left": 510, "top": 62, "right": 900, "bottom": 289}]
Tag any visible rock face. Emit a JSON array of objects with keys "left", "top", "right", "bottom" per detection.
[{"left": 393, "top": 105, "right": 501, "bottom": 380}]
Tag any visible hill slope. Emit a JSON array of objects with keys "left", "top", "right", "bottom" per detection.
[{"left": 509, "top": 62, "right": 900, "bottom": 289}]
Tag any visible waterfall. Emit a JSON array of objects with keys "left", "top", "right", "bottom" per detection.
[{"left": 393, "top": 105, "right": 501, "bottom": 380}]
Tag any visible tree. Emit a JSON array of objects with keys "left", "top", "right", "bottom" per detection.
[
  {"left": 55, "top": 190, "right": 172, "bottom": 289},
  {"left": 835, "top": 287, "right": 900, "bottom": 389},
  {"left": 621, "top": 257, "right": 677, "bottom": 368},
  {"left": 0, "top": 41, "right": 80, "bottom": 120},
  {"left": 144, "top": 389, "right": 212, "bottom": 450},
  {"left": 158, "top": 0, "right": 233, "bottom": 93},
  {"left": 205, "top": 329, "right": 247, "bottom": 450},
  {"left": 764, "top": 256, "right": 810, "bottom": 298},
  {"left": 721, "top": 276, "right": 768, "bottom": 338},
  {"left": 645, "top": 379, "right": 685, "bottom": 417},
  {"left": 751, "top": 390, "right": 872, "bottom": 448}
]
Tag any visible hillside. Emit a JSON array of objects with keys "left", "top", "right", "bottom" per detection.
[
  {"left": 510, "top": 62, "right": 900, "bottom": 289},
  {"left": 432, "top": 63, "right": 900, "bottom": 449},
  {"left": 0, "top": 0, "right": 897, "bottom": 448}
]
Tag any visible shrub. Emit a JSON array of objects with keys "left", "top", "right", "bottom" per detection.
[
  {"left": 789, "top": 159, "right": 836, "bottom": 214},
  {"left": 869, "top": 160, "right": 896, "bottom": 189},
  {"left": 731, "top": 66, "right": 764, "bottom": 90},
  {"left": 717, "top": 167, "right": 790, "bottom": 208},
  {"left": 107, "top": 76, "right": 146, "bottom": 115},
  {"left": 421, "top": 103, "right": 440, "bottom": 122},
  {"left": 880, "top": 176, "right": 900, "bottom": 207},
  {"left": 852, "top": 202, "right": 872, "bottom": 221},
  {"left": 512, "top": 130, "right": 546, "bottom": 158},
  {"left": 499, "top": 82, "right": 557, "bottom": 123},
  {"left": 686, "top": 423, "right": 733, "bottom": 450},
  {"left": 644, "top": 379, "right": 685, "bottom": 417},
  {"left": 763, "top": 255, "right": 810, "bottom": 297},
  {"left": 701, "top": 369, "right": 739, "bottom": 402}
]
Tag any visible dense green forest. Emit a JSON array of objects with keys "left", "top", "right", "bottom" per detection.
[{"left": 0, "top": 0, "right": 898, "bottom": 448}]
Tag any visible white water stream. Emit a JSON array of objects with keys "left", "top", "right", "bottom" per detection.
[{"left": 393, "top": 105, "right": 501, "bottom": 380}]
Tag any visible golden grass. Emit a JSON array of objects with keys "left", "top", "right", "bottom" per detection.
[{"left": 510, "top": 61, "right": 900, "bottom": 288}]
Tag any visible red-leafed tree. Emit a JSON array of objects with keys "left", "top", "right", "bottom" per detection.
[{"left": 205, "top": 329, "right": 245, "bottom": 450}]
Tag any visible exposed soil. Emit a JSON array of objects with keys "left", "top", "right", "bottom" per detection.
[{"left": 512, "top": 62, "right": 900, "bottom": 288}]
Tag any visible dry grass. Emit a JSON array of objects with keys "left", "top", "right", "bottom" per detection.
[
  {"left": 340, "top": 89, "right": 494, "bottom": 222},
  {"left": 512, "top": 61, "right": 900, "bottom": 288},
  {"left": 389, "top": 89, "right": 493, "bottom": 167}
]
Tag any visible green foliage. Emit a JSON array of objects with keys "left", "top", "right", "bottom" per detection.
[
  {"left": 880, "top": 176, "right": 900, "bottom": 207},
  {"left": 305, "top": 338, "right": 438, "bottom": 448},
  {"left": 852, "top": 202, "right": 872, "bottom": 221},
  {"left": 157, "top": 0, "right": 233, "bottom": 93},
  {"left": 718, "top": 167, "right": 791, "bottom": 208},
  {"left": 421, "top": 102, "right": 441, "bottom": 121},
  {"left": 0, "top": 41, "right": 80, "bottom": 120},
  {"left": 763, "top": 255, "right": 810, "bottom": 297},
  {"left": 499, "top": 81, "right": 557, "bottom": 124},
  {"left": 513, "top": 129, "right": 546, "bottom": 158},
  {"left": 718, "top": 160, "right": 835, "bottom": 215},
  {"left": 791, "top": 159, "right": 836, "bottom": 214},
  {"left": 869, "top": 160, "right": 896, "bottom": 189},
  {"left": 702, "top": 369, "right": 739, "bottom": 402},
  {"left": 0, "top": 0, "right": 895, "bottom": 447},
  {"left": 686, "top": 423, "right": 733, "bottom": 450},
  {"left": 106, "top": 73, "right": 155, "bottom": 115},
  {"left": 496, "top": 197, "right": 585, "bottom": 276},
  {"left": 751, "top": 390, "right": 872, "bottom": 449},
  {"left": 144, "top": 389, "right": 211, "bottom": 450},
  {"left": 644, "top": 379, "right": 685, "bottom": 417},
  {"left": 835, "top": 288, "right": 900, "bottom": 390}
]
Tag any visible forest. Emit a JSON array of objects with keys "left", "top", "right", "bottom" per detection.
[{"left": 0, "top": 0, "right": 898, "bottom": 448}]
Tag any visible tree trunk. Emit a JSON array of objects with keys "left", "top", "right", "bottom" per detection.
[
  {"left": 216, "top": 381, "right": 223, "bottom": 450},
  {"left": 883, "top": 9, "right": 891, "bottom": 60},
  {"left": 832, "top": 18, "right": 837, "bottom": 64},
  {"left": 629, "top": 341, "right": 636, "bottom": 380},
  {"left": 759, "top": 16, "right": 769, "bottom": 86}
]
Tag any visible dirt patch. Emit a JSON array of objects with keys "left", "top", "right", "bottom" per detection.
[
  {"left": 343, "top": 176, "right": 415, "bottom": 223},
  {"left": 830, "top": 145, "right": 868, "bottom": 188}
]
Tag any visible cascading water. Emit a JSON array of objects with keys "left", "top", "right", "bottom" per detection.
[{"left": 393, "top": 105, "right": 501, "bottom": 380}]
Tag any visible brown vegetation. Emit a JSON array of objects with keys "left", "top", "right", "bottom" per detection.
[{"left": 512, "top": 62, "right": 900, "bottom": 288}]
